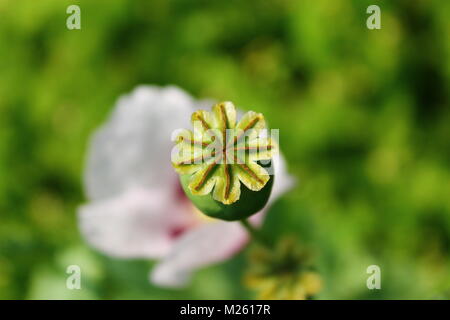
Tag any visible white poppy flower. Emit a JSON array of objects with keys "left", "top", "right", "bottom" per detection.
[{"left": 77, "top": 85, "right": 295, "bottom": 287}]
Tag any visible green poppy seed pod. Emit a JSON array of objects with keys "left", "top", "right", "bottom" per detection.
[
  {"left": 171, "top": 102, "right": 277, "bottom": 221},
  {"left": 179, "top": 170, "right": 274, "bottom": 221}
]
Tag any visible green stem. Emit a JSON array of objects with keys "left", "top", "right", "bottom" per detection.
[{"left": 240, "top": 219, "right": 271, "bottom": 248}]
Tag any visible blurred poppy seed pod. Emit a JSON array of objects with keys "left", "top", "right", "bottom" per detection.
[{"left": 171, "top": 102, "right": 277, "bottom": 221}]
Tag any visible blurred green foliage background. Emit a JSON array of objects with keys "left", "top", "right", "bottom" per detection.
[{"left": 0, "top": 0, "right": 449, "bottom": 299}]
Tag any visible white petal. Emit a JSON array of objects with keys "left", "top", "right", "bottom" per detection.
[
  {"left": 269, "top": 151, "right": 296, "bottom": 204},
  {"left": 150, "top": 221, "right": 248, "bottom": 287},
  {"left": 78, "top": 187, "right": 193, "bottom": 259},
  {"left": 84, "top": 85, "right": 197, "bottom": 201},
  {"left": 79, "top": 84, "right": 296, "bottom": 287}
]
